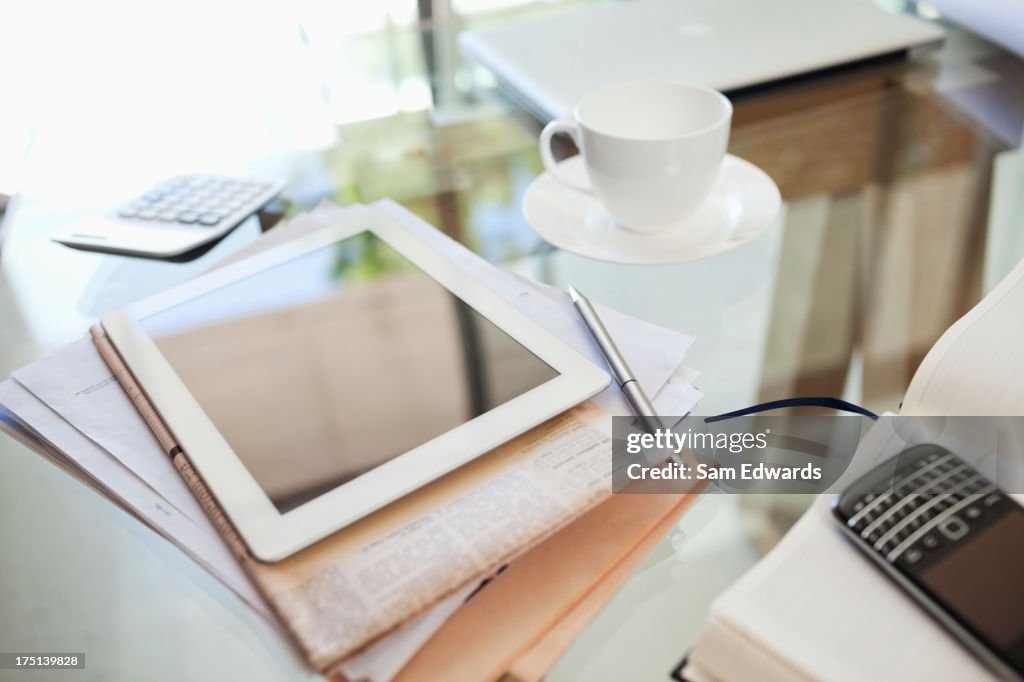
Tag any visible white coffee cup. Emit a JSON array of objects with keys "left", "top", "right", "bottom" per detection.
[{"left": 539, "top": 81, "right": 732, "bottom": 234}]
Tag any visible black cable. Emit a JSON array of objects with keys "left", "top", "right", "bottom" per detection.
[{"left": 705, "top": 397, "right": 878, "bottom": 423}]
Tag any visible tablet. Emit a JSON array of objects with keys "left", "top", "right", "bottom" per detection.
[{"left": 103, "top": 210, "right": 609, "bottom": 561}]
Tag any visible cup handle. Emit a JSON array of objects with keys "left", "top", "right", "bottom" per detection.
[{"left": 539, "top": 117, "right": 592, "bottom": 194}]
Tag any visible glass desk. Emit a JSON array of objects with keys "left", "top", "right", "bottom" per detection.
[{"left": 1, "top": 10, "right": 1022, "bottom": 681}]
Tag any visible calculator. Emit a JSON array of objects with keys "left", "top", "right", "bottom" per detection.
[
  {"left": 52, "top": 174, "right": 284, "bottom": 258},
  {"left": 833, "top": 444, "right": 1024, "bottom": 681}
]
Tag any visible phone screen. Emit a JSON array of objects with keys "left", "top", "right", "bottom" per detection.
[{"left": 919, "top": 510, "right": 1024, "bottom": 660}]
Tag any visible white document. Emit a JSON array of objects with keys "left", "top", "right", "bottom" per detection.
[
  {"left": 0, "top": 378, "right": 272, "bottom": 619},
  {"left": 13, "top": 338, "right": 208, "bottom": 526},
  {"left": 903, "top": 255, "right": 1024, "bottom": 415},
  {"left": 0, "top": 403, "right": 129, "bottom": 507}
]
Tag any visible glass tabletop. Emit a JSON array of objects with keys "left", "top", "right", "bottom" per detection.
[{"left": 1, "top": 3, "right": 1023, "bottom": 680}]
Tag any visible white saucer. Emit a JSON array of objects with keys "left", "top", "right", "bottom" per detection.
[{"left": 522, "top": 154, "right": 781, "bottom": 265}]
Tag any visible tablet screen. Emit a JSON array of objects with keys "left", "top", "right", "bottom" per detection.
[{"left": 141, "top": 232, "right": 559, "bottom": 513}]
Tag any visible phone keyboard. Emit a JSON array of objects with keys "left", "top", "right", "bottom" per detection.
[
  {"left": 842, "top": 451, "right": 1004, "bottom": 565},
  {"left": 115, "top": 174, "right": 280, "bottom": 229}
]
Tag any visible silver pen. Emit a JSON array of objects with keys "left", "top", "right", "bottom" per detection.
[{"left": 569, "top": 286, "right": 664, "bottom": 434}]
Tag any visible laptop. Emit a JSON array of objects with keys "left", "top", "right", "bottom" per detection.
[{"left": 458, "top": 0, "right": 945, "bottom": 121}]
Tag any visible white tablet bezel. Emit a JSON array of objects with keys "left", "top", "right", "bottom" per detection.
[{"left": 102, "top": 209, "right": 609, "bottom": 561}]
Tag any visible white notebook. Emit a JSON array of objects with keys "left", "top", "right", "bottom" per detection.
[
  {"left": 903, "top": 255, "right": 1024, "bottom": 416},
  {"left": 686, "top": 256, "right": 1024, "bottom": 681}
]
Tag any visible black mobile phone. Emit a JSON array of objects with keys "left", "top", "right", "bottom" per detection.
[{"left": 832, "top": 444, "right": 1024, "bottom": 681}]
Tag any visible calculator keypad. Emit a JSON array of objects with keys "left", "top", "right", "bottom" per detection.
[
  {"left": 116, "top": 174, "right": 273, "bottom": 228},
  {"left": 843, "top": 451, "right": 1001, "bottom": 566}
]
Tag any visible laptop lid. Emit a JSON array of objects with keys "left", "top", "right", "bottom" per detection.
[{"left": 459, "top": 0, "right": 945, "bottom": 121}]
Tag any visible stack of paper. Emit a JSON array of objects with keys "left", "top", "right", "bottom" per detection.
[{"left": 0, "top": 201, "right": 703, "bottom": 681}]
